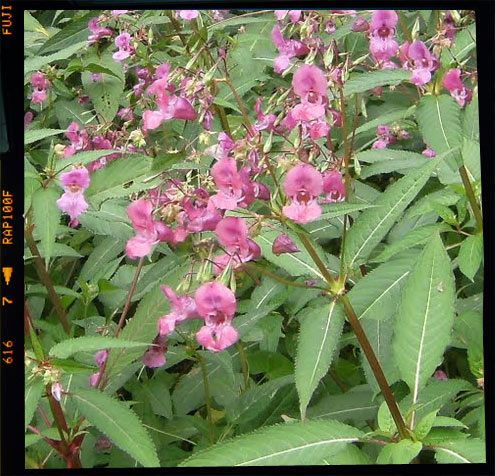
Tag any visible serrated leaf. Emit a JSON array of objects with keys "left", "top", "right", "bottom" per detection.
[
  {"left": 54, "top": 98, "right": 97, "bottom": 129},
  {"left": 180, "top": 419, "right": 363, "bottom": 466},
  {"left": 350, "top": 106, "right": 416, "bottom": 139},
  {"left": 307, "top": 385, "right": 378, "bottom": 423},
  {"left": 37, "top": 12, "right": 94, "bottom": 55},
  {"left": 376, "top": 440, "right": 422, "bottom": 464},
  {"left": 393, "top": 233, "right": 456, "bottom": 428},
  {"left": 372, "top": 224, "right": 450, "bottom": 263},
  {"left": 463, "top": 93, "right": 479, "bottom": 141},
  {"left": 55, "top": 149, "right": 116, "bottom": 171},
  {"left": 24, "top": 11, "right": 48, "bottom": 35},
  {"left": 377, "top": 400, "right": 397, "bottom": 435},
  {"left": 317, "top": 202, "right": 378, "bottom": 221},
  {"left": 85, "top": 155, "right": 154, "bottom": 206},
  {"left": 78, "top": 212, "right": 133, "bottom": 241},
  {"left": 255, "top": 229, "right": 326, "bottom": 280},
  {"left": 322, "top": 444, "right": 372, "bottom": 465},
  {"left": 25, "top": 128, "right": 65, "bottom": 145},
  {"left": 344, "top": 69, "right": 412, "bottom": 96},
  {"left": 440, "top": 23, "right": 476, "bottom": 67},
  {"left": 347, "top": 250, "right": 420, "bottom": 321},
  {"left": 72, "top": 388, "right": 159, "bottom": 467},
  {"left": 344, "top": 156, "right": 443, "bottom": 269},
  {"left": 82, "top": 67, "right": 124, "bottom": 123},
  {"left": 433, "top": 416, "right": 468, "bottom": 429},
  {"left": 360, "top": 156, "right": 429, "bottom": 179},
  {"left": 79, "top": 236, "right": 124, "bottom": 283},
  {"left": 25, "top": 378, "right": 44, "bottom": 430},
  {"left": 49, "top": 336, "right": 151, "bottom": 359},
  {"left": 141, "top": 378, "right": 173, "bottom": 419},
  {"left": 414, "top": 410, "right": 438, "bottom": 440},
  {"left": 416, "top": 94, "right": 462, "bottom": 155},
  {"left": 295, "top": 300, "right": 345, "bottom": 421},
  {"left": 458, "top": 234, "right": 483, "bottom": 281},
  {"left": 24, "top": 242, "right": 83, "bottom": 259},
  {"left": 462, "top": 138, "right": 481, "bottom": 182},
  {"left": 32, "top": 186, "right": 61, "bottom": 266},
  {"left": 434, "top": 439, "right": 485, "bottom": 463},
  {"left": 24, "top": 41, "right": 87, "bottom": 76}
]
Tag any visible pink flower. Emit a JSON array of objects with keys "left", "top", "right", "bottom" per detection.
[
  {"left": 292, "top": 65, "right": 328, "bottom": 100},
  {"left": 442, "top": 69, "right": 472, "bottom": 107},
  {"left": 274, "top": 10, "right": 302, "bottom": 23},
  {"left": 125, "top": 199, "right": 173, "bottom": 259},
  {"left": 322, "top": 170, "right": 346, "bottom": 203},
  {"left": 272, "top": 233, "right": 300, "bottom": 256},
  {"left": 87, "top": 18, "right": 112, "bottom": 46},
  {"left": 254, "top": 98, "right": 277, "bottom": 132},
  {"left": 271, "top": 26, "right": 309, "bottom": 74},
  {"left": 24, "top": 111, "right": 34, "bottom": 131},
  {"left": 196, "top": 324, "right": 239, "bottom": 352},
  {"left": 142, "top": 335, "right": 167, "bottom": 368},
  {"left": 30, "top": 72, "right": 50, "bottom": 89},
  {"left": 94, "top": 350, "right": 108, "bottom": 367},
  {"left": 422, "top": 147, "right": 436, "bottom": 158},
  {"left": 434, "top": 370, "right": 448, "bottom": 380},
  {"left": 399, "top": 41, "right": 437, "bottom": 86},
  {"left": 209, "top": 158, "right": 243, "bottom": 210},
  {"left": 57, "top": 167, "right": 91, "bottom": 226},
  {"left": 351, "top": 18, "right": 369, "bottom": 32},
  {"left": 158, "top": 285, "right": 199, "bottom": 337},
  {"left": 368, "top": 10, "right": 399, "bottom": 62},
  {"left": 309, "top": 120, "right": 330, "bottom": 139},
  {"left": 178, "top": 10, "right": 199, "bottom": 20},
  {"left": 282, "top": 164, "right": 323, "bottom": 224},
  {"left": 113, "top": 32, "right": 133, "bottom": 61},
  {"left": 51, "top": 382, "right": 63, "bottom": 402},
  {"left": 215, "top": 217, "right": 250, "bottom": 256},
  {"left": 31, "top": 89, "right": 48, "bottom": 104},
  {"left": 111, "top": 10, "right": 128, "bottom": 16}
]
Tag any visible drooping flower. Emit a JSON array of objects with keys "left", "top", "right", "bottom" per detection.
[
  {"left": 442, "top": 69, "right": 472, "bottom": 107},
  {"left": 399, "top": 41, "right": 437, "bottom": 86},
  {"left": 195, "top": 282, "right": 239, "bottom": 352},
  {"left": 57, "top": 167, "right": 91, "bottom": 227},
  {"left": 142, "top": 335, "right": 167, "bottom": 368},
  {"left": 111, "top": 10, "right": 129, "bottom": 16},
  {"left": 113, "top": 32, "right": 133, "bottom": 62},
  {"left": 30, "top": 71, "right": 51, "bottom": 105},
  {"left": 272, "top": 233, "right": 300, "bottom": 256},
  {"left": 371, "top": 125, "right": 396, "bottom": 149},
  {"left": 125, "top": 199, "right": 173, "bottom": 259},
  {"left": 282, "top": 164, "right": 323, "bottom": 224},
  {"left": 322, "top": 170, "right": 346, "bottom": 203},
  {"left": 368, "top": 10, "right": 399, "bottom": 62},
  {"left": 351, "top": 17, "right": 369, "bottom": 32},
  {"left": 94, "top": 350, "right": 108, "bottom": 368},
  {"left": 51, "top": 382, "right": 63, "bottom": 402},
  {"left": 209, "top": 158, "right": 244, "bottom": 210},
  {"left": 422, "top": 147, "right": 436, "bottom": 158},
  {"left": 271, "top": 25, "right": 309, "bottom": 74},
  {"left": 158, "top": 285, "right": 199, "bottom": 337},
  {"left": 24, "top": 111, "right": 34, "bottom": 131},
  {"left": 274, "top": 10, "right": 302, "bottom": 23},
  {"left": 434, "top": 370, "right": 448, "bottom": 380}
]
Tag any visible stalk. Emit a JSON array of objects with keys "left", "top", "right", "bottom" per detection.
[
  {"left": 458, "top": 165, "right": 483, "bottom": 232},
  {"left": 197, "top": 352, "right": 215, "bottom": 444}
]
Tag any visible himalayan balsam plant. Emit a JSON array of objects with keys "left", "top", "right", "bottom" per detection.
[{"left": 24, "top": 9, "right": 484, "bottom": 468}]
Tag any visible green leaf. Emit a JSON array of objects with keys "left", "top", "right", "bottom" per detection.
[
  {"left": 32, "top": 186, "right": 61, "bottom": 266},
  {"left": 377, "top": 400, "right": 398, "bottom": 435},
  {"left": 49, "top": 336, "right": 151, "bottom": 359},
  {"left": 463, "top": 93, "right": 479, "bottom": 141},
  {"left": 317, "top": 202, "right": 378, "bottom": 221},
  {"left": 54, "top": 98, "right": 97, "bottom": 130},
  {"left": 414, "top": 410, "right": 438, "bottom": 440},
  {"left": 440, "top": 23, "right": 476, "bottom": 67},
  {"left": 307, "top": 385, "right": 378, "bottom": 423},
  {"left": 347, "top": 250, "right": 420, "bottom": 321},
  {"left": 416, "top": 94, "right": 462, "bottom": 155},
  {"left": 24, "top": 11, "right": 48, "bottom": 35},
  {"left": 458, "top": 234, "right": 483, "bottom": 280},
  {"left": 180, "top": 420, "right": 363, "bottom": 466},
  {"left": 462, "top": 138, "right": 481, "bottom": 182},
  {"left": 350, "top": 106, "right": 416, "bottom": 139},
  {"left": 79, "top": 236, "right": 124, "bottom": 283},
  {"left": 24, "top": 242, "right": 83, "bottom": 259},
  {"left": 295, "top": 300, "right": 345, "bottom": 421},
  {"left": 25, "top": 128, "right": 65, "bottom": 145},
  {"left": 72, "top": 388, "right": 159, "bottom": 467},
  {"left": 141, "top": 377, "right": 173, "bottom": 419},
  {"left": 81, "top": 67, "right": 124, "bottom": 123},
  {"left": 434, "top": 439, "right": 485, "bottom": 464},
  {"left": 85, "top": 155, "right": 155, "bottom": 206},
  {"left": 393, "top": 233, "right": 456, "bottom": 428},
  {"left": 322, "top": 444, "right": 372, "bottom": 465},
  {"left": 344, "top": 69, "right": 412, "bottom": 96},
  {"left": 37, "top": 12, "right": 94, "bottom": 55},
  {"left": 344, "top": 156, "right": 443, "bottom": 269},
  {"left": 376, "top": 440, "right": 422, "bottom": 464},
  {"left": 78, "top": 212, "right": 133, "bottom": 241},
  {"left": 25, "top": 378, "right": 44, "bottom": 430},
  {"left": 372, "top": 224, "right": 450, "bottom": 263},
  {"left": 255, "top": 229, "right": 327, "bottom": 280},
  {"left": 24, "top": 41, "right": 87, "bottom": 75},
  {"left": 360, "top": 156, "right": 429, "bottom": 179},
  {"left": 433, "top": 416, "right": 468, "bottom": 429}
]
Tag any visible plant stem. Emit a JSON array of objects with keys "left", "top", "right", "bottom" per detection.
[
  {"left": 222, "top": 78, "right": 253, "bottom": 132},
  {"left": 25, "top": 226, "right": 71, "bottom": 335},
  {"left": 237, "top": 341, "right": 250, "bottom": 389},
  {"left": 339, "top": 294, "right": 409, "bottom": 440},
  {"left": 458, "top": 165, "right": 483, "bottom": 232},
  {"left": 297, "top": 232, "right": 337, "bottom": 287},
  {"left": 197, "top": 352, "right": 215, "bottom": 444}
]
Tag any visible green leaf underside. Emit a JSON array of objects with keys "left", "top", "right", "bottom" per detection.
[
  {"left": 344, "top": 156, "right": 443, "bottom": 269},
  {"left": 25, "top": 378, "right": 44, "bottom": 430},
  {"left": 434, "top": 439, "right": 485, "bottom": 464},
  {"left": 457, "top": 234, "right": 483, "bottom": 281},
  {"left": 180, "top": 420, "right": 363, "bottom": 466},
  {"left": 49, "top": 336, "right": 151, "bottom": 359},
  {"left": 377, "top": 440, "right": 423, "bottom": 464},
  {"left": 24, "top": 41, "right": 87, "bottom": 75},
  {"left": 72, "top": 388, "right": 159, "bottom": 467},
  {"left": 25, "top": 128, "right": 66, "bottom": 145},
  {"left": 393, "top": 233, "right": 455, "bottom": 428},
  {"left": 295, "top": 300, "right": 345, "bottom": 421}
]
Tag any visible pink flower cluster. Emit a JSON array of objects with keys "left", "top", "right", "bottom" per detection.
[
  {"left": 113, "top": 32, "right": 134, "bottom": 62},
  {"left": 443, "top": 69, "right": 472, "bottom": 107},
  {"left": 146, "top": 281, "right": 239, "bottom": 367},
  {"left": 142, "top": 64, "right": 197, "bottom": 131},
  {"left": 271, "top": 25, "right": 309, "bottom": 74},
  {"left": 283, "top": 165, "right": 346, "bottom": 224},
  {"left": 371, "top": 124, "right": 411, "bottom": 150},
  {"left": 57, "top": 167, "right": 90, "bottom": 227},
  {"left": 87, "top": 17, "right": 112, "bottom": 46},
  {"left": 30, "top": 72, "right": 51, "bottom": 105}
]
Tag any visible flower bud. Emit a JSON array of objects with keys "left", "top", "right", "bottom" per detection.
[
  {"left": 272, "top": 233, "right": 300, "bottom": 256},
  {"left": 51, "top": 382, "right": 63, "bottom": 402},
  {"left": 351, "top": 18, "right": 369, "bottom": 32}
]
